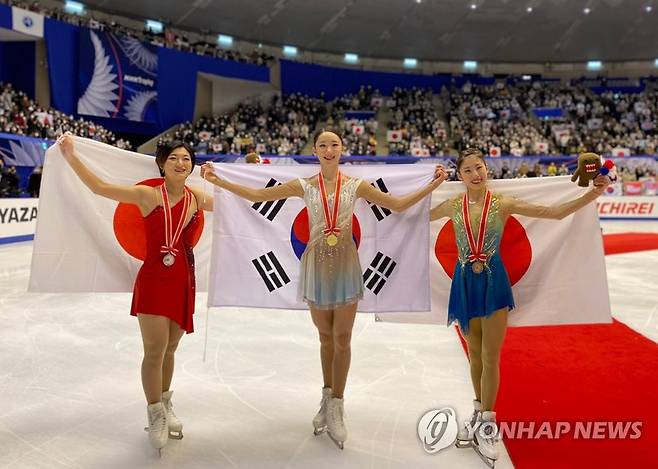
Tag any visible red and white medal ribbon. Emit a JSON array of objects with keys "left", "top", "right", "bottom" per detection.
[
  {"left": 318, "top": 172, "right": 342, "bottom": 243},
  {"left": 462, "top": 190, "right": 492, "bottom": 264},
  {"left": 160, "top": 184, "right": 191, "bottom": 266}
]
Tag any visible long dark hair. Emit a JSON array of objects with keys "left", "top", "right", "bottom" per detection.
[{"left": 155, "top": 140, "right": 196, "bottom": 176}]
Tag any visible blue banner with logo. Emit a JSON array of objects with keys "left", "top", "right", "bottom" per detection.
[{"left": 77, "top": 29, "right": 158, "bottom": 123}]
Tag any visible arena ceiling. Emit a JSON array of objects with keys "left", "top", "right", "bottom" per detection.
[{"left": 87, "top": 0, "right": 657, "bottom": 63}]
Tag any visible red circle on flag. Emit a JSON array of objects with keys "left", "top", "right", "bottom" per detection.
[
  {"left": 113, "top": 178, "right": 205, "bottom": 261},
  {"left": 435, "top": 217, "right": 531, "bottom": 285}
]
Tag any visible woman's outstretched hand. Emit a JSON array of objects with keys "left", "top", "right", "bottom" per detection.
[
  {"left": 200, "top": 162, "right": 218, "bottom": 183},
  {"left": 431, "top": 164, "right": 448, "bottom": 188},
  {"left": 592, "top": 174, "right": 611, "bottom": 196},
  {"left": 57, "top": 133, "right": 76, "bottom": 160}
]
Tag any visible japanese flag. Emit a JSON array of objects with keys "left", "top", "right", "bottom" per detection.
[
  {"left": 612, "top": 147, "right": 630, "bottom": 157},
  {"left": 387, "top": 130, "right": 402, "bottom": 142},
  {"left": 29, "top": 137, "right": 214, "bottom": 292},
  {"left": 378, "top": 176, "right": 611, "bottom": 327}
]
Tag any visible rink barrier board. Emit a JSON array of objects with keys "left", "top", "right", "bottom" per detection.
[{"left": 1, "top": 196, "right": 656, "bottom": 245}]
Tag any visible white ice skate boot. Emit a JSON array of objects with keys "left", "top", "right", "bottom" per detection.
[
  {"left": 162, "top": 390, "right": 183, "bottom": 439},
  {"left": 455, "top": 399, "right": 482, "bottom": 448},
  {"left": 312, "top": 387, "right": 332, "bottom": 435},
  {"left": 473, "top": 411, "right": 499, "bottom": 468},
  {"left": 146, "top": 402, "right": 169, "bottom": 455},
  {"left": 326, "top": 397, "right": 347, "bottom": 450}
]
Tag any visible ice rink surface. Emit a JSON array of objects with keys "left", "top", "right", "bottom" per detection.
[{"left": 1, "top": 221, "right": 656, "bottom": 469}]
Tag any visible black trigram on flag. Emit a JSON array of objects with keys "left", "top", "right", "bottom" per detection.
[
  {"left": 366, "top": 178, "right": 392, "bottom": 221},
  {"left": 252, "top": 178, "right": 287, "bottom": 221},
  {"left": 252, "top": 251, "right": 291, "bottom": 292},
  {"left": 363, "top": 252, "right": 397, "bottom": 295}
]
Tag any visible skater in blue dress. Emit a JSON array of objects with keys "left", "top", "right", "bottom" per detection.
[
  {"left": 430, "top": 148, "right": 609, "bottom": 466},
  {"left": 202, "top": 129, "right": 447, "bottom": 448}
]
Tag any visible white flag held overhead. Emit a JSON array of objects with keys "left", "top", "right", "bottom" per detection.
[
  {"left": 29, "top": 137, "right": 213, "bottom": 292},
  {"left": 207, "top": 164, "right": 434, "bottom": 313},
  {"left": 378, "top": 176, "right": 612, "bottom": 327}
]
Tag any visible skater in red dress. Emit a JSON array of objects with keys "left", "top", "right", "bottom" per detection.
[{"left": 58, "top": 135, "right": 212, "bottom": 453}]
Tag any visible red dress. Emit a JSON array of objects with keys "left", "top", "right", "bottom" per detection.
[{"left": 130, "top": 188, "right": 201, "bottom": 333}]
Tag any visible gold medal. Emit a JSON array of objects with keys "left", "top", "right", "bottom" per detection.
[
  {"left": 471, "top": 260, "right": 484, "bottom": 274},
  {"left": 319, "top": 171, "right": 342, "bottom": 247},
  {"left": 326, "top": 233, "right": 338, "bottom": 246}
]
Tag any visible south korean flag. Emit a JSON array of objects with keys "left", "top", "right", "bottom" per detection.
[{"left": 207, "top": 163, "right": 435, "bottom": 313}]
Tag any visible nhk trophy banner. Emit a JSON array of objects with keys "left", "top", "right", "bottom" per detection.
[
  {"left": 207, "top": 164, "right": 434, "bottom": 313},
  {"left": 378, "top": 176, "right": 612, "bottom": 327},
  {"left": 77, "top": 29, "right": 158, "bottom": 122}
]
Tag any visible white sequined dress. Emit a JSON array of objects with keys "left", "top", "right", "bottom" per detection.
[{"left": 298, "top": 176, "right": 364, "bottom": 309}]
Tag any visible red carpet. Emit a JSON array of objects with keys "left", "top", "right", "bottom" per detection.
[
  {"left": 603, "top": 232, "right": 658, "bottom": 255},
  {"left": 457, "top": 321, "right": 658, "bottom": 468}
]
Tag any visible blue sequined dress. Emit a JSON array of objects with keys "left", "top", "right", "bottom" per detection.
[{"left": 447, "top": 193, "right": 515, "bottom": 332}]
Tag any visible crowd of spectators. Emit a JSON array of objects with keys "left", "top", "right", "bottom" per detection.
[
  {"left": 0, "top": 83, "right": 130, "bottom": 148},
  {"left": 447, "top": 80, "right": 658, "bottom": 157},
  {"left": 157, "top": 93, "right": 326, "bottom": 155},
  {"left": 387, "top": 87, "right": 450, "bottom": 156}
]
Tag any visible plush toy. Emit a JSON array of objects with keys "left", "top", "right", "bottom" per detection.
[{"left": 571, "top": 152, "right": 602, "bottom": 187}]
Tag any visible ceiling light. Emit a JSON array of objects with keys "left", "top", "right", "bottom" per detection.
[
  {"left": 217, "top": 34, "right": 233, "bottom": 47},
  {"left": 587, "top": 60, "right": 602, "bottom": 70},
  {"left": 145, "top": 20, "right": 163, "bottom": 34},
  {"left": 283, "top": 45, "right": 298, "bottom": 57},
  {"left": 404, "top": 58, "right": 418, "bottom": 68}
]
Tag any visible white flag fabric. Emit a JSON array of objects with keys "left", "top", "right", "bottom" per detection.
[
  {"left": 12, "top": 7, "right": 44, "bottom": 38},
  {"left": 29, "top": 137, "right": 213, "bottom": 292},
  {"left": 378, "top": 176, "right": 612, "bottom": 327},
  {"left": 207, "top": 164, "right": 434, "bottom": 313}
]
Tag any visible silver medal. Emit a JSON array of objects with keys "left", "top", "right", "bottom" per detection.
[{"left": 162, "top": 253, "right": 175, "bottom": 267}]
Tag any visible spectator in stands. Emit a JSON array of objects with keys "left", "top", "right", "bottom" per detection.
[
  {"left": 3, "top": 165, "right": 20, "bottom": 196},
  {"left": 27, "top": 165, "right": 42, "bottom": 197}
]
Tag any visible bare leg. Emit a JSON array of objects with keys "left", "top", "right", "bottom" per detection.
[
  {"left": 465, "top": 317, "right": 484, "bottom": 402},
  {"left": 310, "top": 306, "right": 335, "bottom": 389},
  {"left": 480, "top": 308, "right": 508, "bottom": 411},
  {"left": 162, "top": 320, "right": 185, "bottom": 392},
  {"left": 138, "top": 314, "right": 170, "bottom": 404},
  {"left": 330, "top": 302, "right": 358, "bottom": 398}
]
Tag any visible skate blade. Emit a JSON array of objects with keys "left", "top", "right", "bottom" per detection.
[
  {"left": 328, "top": 433, "right": 344, "bottom": 450},
  {"left": 313, "top": 425, "right": 327, "bottom": 436},
  {"left": 474, "top": 447, "right": 496, "bottom": 468},
  {"left": 455, "top": 439, "right": 474, "bottom": 449}
]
